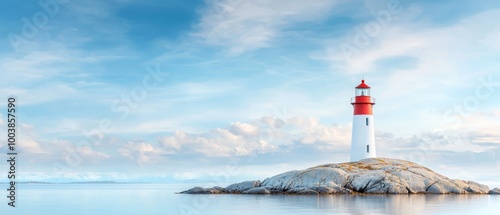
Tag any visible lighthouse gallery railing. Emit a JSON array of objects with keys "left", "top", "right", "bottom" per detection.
[{"left": 351, "top": 97, "right": 376, "bottom": 104}]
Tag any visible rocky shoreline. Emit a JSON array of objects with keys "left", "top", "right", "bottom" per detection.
[{"left": 180, "top": 158, "right": 500, "bottom": 195}]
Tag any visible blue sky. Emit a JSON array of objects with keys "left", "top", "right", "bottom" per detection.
[{"left": 0, "top": 0, "right": 499, "bottom": 186}]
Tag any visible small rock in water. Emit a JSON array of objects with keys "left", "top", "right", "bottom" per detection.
[
  {"left": 180, "top": 187, "right": 210, "bottom": 194},
  {"left": 489, "top": 188, "right": 500, "bottom": 195}
]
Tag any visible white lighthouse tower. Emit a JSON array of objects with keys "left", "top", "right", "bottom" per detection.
[{"left": 350, "top": 80, "right": 376, "bottom": 162}]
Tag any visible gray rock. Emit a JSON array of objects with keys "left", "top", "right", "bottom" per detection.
[
  {"left": 311, "top": 186, "right": 334, "bottom": 194},
  {"left": 341, "top": 188, "right": 353, "bottom": 194},
  {"left": 179, "top": 158, "right": 491, "bottom": 195},
  {"left": 285, "top": 186, "right": 308, "bottom": 194},
  {"left": 180, "top": 186, "right": 205, "bottom": 194},
  {"left": 213, "top": 186, "right": 224, "bottom": 191},
  {"left": 206, "top": 187, "right": 223, "bottom": 194},
  {"left": 180, "top": 186, "right": 221, "bottom": 194},
  {"left": 223, "top": 180, "right": 261, "bottom": 193},
  {"left": 489, "top": 188, "right": 500, "bottom": 195},
  {"left": 297, "top": 189, "right": 319, "bottom": 195},
  {"left": 464, "top": 181, "right": 490, "bottom": 194},
  {"left": 426, "top": 183, "right": 446, "bottom": 194},
  {"left": 242, "top": 187, "right": 271, "bottom": 194},
  {"left": 262, "top": 158, "right": 490, "bottom": 194},
  {"left": 286, "top": 187, "right": 319, "bottom": 195}
]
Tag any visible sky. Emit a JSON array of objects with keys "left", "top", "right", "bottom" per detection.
[{"left": 0, "top": 0, "right": 499, "bottom": 187}]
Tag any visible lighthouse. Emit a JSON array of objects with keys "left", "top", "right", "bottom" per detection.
[{"left": 350, "top": 79, "right": 376, "bottom": 162}]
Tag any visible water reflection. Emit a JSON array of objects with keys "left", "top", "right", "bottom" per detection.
[
  {"left": 250, "top": 194, "right": 492, "bottom": 215},
  {"left": 10, "top": 184, "right": 497, "bottom": 215}
]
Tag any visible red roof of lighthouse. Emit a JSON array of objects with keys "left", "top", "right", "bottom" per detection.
[{"left": 355, "top": 79, "right": 370, "bottom": 88}]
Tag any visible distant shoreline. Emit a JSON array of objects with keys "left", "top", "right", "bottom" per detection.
[{"left": 0, "top": 181, "right": 149, "bottom": 184}]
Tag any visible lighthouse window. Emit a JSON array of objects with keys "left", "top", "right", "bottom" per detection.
[
  {"left": 367, "top": 145, "right": 370, "bottom": 153},
  {"left": 355, "top": 88, "right": 370, "bottom": 96},
  {"left": 366, "top": 118, "right": 369, "bottom": 126}
]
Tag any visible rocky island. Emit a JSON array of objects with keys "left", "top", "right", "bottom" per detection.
[{"left": 180, "top": 158, "right": 499, "bottom": 195}]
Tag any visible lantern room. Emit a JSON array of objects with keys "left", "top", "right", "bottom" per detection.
[{"left": 355, "top": 80, "right": 371, "bottom": 96}]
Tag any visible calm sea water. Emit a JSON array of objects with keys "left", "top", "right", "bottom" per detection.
[{"left": 1, "top": 184, "right": 499, "bottom": 215}]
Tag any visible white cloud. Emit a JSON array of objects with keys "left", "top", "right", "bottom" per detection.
[
  {"left": 0, "top": 83, "right": 79, "bottom": 105},
  {"left": 0, "top": 48, "right": 111, "bottom": 106},
  {"left": 118, "top": 141, "right": 164, "bottom": 165},
  {"left": 149, "top": 114, "right": 500, "bottom": 187},
  {"left": 159, "top": 116, "right": 351, "bottom": 157},
  {"left": 77, "top": 146, "right": 110, "bottom": 159},
  {"left": 261, "top": 116, "right": 285, "bottom": 128},
  {"left": 12, "top": 171, "right": 168, "bottom": 183},
  {"left": 230, "top": 122, "right": 259, "bottom": 136},
  {"left": 192, "top": 0, "right": 339, "bottom": 54},
  {"left": 296, "top": 121, "right": 351, "bottom": 149},
  {"left": 1, "top": 51, "right": 69, "bottom": 81},
  {"left": 313, "top": 8, "right": 500, "bottom": 138},
  {"left": 3, "top": 123, "right": 45, "bottom": 154},
  {"left": 173, "top": 172, "right": 201, "bottom": 180},
  {"left": 18, "top": 139, "right": 45, "bottom": 154},
  {"left": 160, "top": 131, "right": 188, "bottom": 152},
  {"left": 3, "top": 114, "right": 499, "bottom": 185},
  {"left": 323, "top": 9, "right": 500, "bottom": 88}
]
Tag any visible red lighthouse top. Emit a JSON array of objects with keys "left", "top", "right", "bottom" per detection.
[
  {"left": 351, "top": 79, "right": 375, "bottom": 115},
  {"left": 356, "top": 80, "right": 371, "bottom": 89}
]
